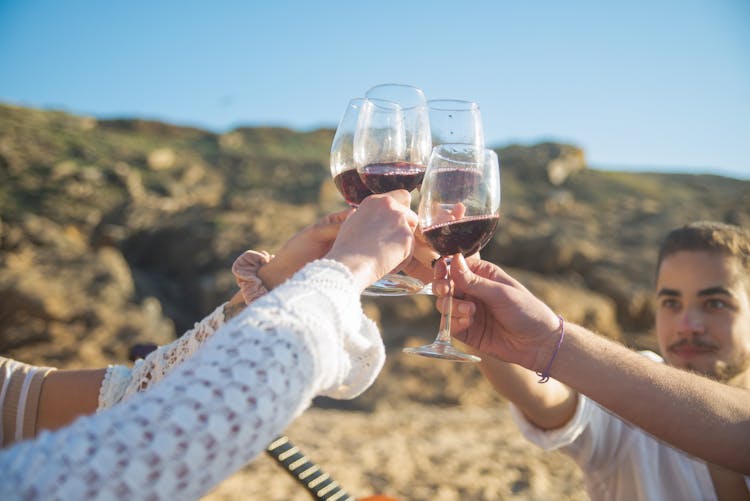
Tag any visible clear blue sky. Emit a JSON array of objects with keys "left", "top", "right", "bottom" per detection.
[{"left": 1, "top": 0, "right": 748, "bottom": 179}]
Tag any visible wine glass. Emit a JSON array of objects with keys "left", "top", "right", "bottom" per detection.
[
  {"left": 403, "top": 144, "right": 501, "bottom": 362},
  {"left": 354, "top": 97, "right": 431, "bottom": 193},
  {"left": 428, "top": 99, "right": 485, "bottom": 148},
  {"left": 330, "top": 98, "right": 424, "bottom": 295},
  {"left": 365, "top": 82, "right": 427, "bottom": 107},
  {"left": 330, "top": 98, "right": 374, "bottom": 207},
  {"left": 354, "top": 86, "right": 433, "bottom": 296},
  {"left": 365, "top": 83, "right": 431, "bottom": 168}
]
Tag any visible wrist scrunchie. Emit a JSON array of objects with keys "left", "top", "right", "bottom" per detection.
[{"left": 232, "top": 250, "right": 274, "bottom": 305}]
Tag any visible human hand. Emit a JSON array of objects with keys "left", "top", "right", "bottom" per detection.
[
  {"left": 258, "top": 208, "right": 354, "bottom": 289},
  {"left": 399, "top": 201, "right": 468, "bottom": 284},
  {"left": 433, "top": 254, "right": 561, "bottom": 371},
  {"left": 325, "top": 191, "right": 418, "bottom": 291},
  {"left": 399, "top": 228, "right": 439, "bottom": 285}
]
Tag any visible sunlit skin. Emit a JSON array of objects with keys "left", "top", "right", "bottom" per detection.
[{"left": 655, "top": 250, "right": 750, "bottom": 387}]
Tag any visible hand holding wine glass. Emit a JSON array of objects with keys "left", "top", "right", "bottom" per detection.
[
  {"left": 403, "top": 144, "right": 501, "bottom": 362},
  {"left": 325, "top": 190, "right": 418, "bottom": 292},
  {"left": 329, "top": 86, "right": 488, "bottom": 298},
  {"left": 329, "top": 95, "right": 425, "bottom": 295}
]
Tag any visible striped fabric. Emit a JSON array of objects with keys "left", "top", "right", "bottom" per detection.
[{"left": 0, "top": 356, "right": 55, "bottom": 447}]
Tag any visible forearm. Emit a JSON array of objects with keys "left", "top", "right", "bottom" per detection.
[
  {"left": 26, "top": 292, "right": 241, "bottom": 439},
  {"left": 470, "top": 346, "right": 577, "bottom": 430},
  {"left": 223, "top": 290, "right": 247, "bottom": 320},
  {"left": 551, "top": 323, "right": 750, "bottom": 474},
  {"left": 36, "top": 369, "right": 106, "bottom": 433}
]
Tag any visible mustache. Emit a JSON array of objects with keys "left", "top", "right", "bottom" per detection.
[{"left": 668, "top": 338, "right": 719, "bottom": 351}]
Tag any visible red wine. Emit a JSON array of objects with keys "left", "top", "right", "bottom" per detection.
[
  {"left": 422, "top": 214, "right": 499, "bottom": 257},
  {"left": 359, "top": 161, "right": 426, "bottom": 193},
  {"left": 333, "top": 169, "right": 373, "bottom": 206},
  {"left": 434, "top": 168, "right": 483, "bottom": 203}
]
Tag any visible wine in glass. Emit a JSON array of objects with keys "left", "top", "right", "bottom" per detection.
[
  {"left": 330, "top": 98, "right": 374, "bottom": 207},
  {"left": 403, "top": 144, "right": 501, "bottom": 362}
]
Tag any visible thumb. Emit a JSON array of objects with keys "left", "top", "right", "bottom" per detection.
[
  {"left": 325, "top": 207, "right": 356, "bottom": 224},
  {"left": 450, "top": 254, "right": 501, "bottom": 304},
  {"left": 386, "top": 189, "right": 412, "bottom": 208},
  {"left": 314, "top": 208, "right": 355, "bottom": 239},
  {"left": 312, "top": 222, "right": 344, "bottom": 243}
]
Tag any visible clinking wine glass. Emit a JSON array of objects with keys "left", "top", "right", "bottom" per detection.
[
  {"left": 354, "top": 87, "right": 432, "bottom": 296},
  {"left": 403, "top": 144, "right": 501, "bottom": 362},
  {"left": 331, "top": 97, "right": 424, "bottom": 295},
  {"left": 359, "top": 83, "right": 432, "bottom": 193},
  {"left": 355, "top": 97, "right": 431, "bottom": 193},
  {"left": 330, "top": 98, "right": 374, "bottom": 207},
  {"left": 427, "top": 99, "right": 485, "bottom": 148}
]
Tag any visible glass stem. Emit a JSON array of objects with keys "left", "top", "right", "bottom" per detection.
[{"left": 436, "top": 256, "right": 453, "bottom": 344}]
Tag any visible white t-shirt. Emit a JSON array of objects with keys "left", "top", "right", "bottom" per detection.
[
  {"left": 510, "top": 353, "right": 750, "bottom": 501},
  {"left": 510, "top": 351, "right": 750, "bottom": 501},
  {"left": 510, "top": 395, "right": 716, "bottom": 500}
]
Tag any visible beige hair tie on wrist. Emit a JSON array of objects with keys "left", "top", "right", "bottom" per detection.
[{"left": 231, "top": 250, "right": 274, "bottom": 305}]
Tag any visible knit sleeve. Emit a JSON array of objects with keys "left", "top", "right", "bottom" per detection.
[
  {"left": 0, "top": 259, "right": 385, "bottom": 500},
  {"left": 97, "top": 304, "right": 227, "bottom": 410},
  {"left": 98, "top": 249, "right": 273, "bottom": 411}
]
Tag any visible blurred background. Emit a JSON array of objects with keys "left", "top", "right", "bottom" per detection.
[{"left": 1, "top": 2, "right": 749, "bottom": 500}]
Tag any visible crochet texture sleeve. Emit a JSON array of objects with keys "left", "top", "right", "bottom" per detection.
[
  {"left": 98, "top": 249, "right": 272, "bottom": 411},
  {"left": 98, "top": 303, "right": 227, "bottom": 410},
  {"left": 0, "top": 259, "right": 384, "bottom": 500}
]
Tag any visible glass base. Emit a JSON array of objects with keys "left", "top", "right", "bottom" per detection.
[
  {"left": 402, "top": 341, "right": 481, "bottom": 363},
  {"left": 362, "top": 274, "right": 427, "bottom": 296}
]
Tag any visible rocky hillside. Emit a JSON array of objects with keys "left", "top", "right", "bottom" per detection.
[
  {"left": 1, "top": 101, "right": 749, "bottom": 373},
  {"left": 3, "top": 102, "right": 749, "bottom": 499}
]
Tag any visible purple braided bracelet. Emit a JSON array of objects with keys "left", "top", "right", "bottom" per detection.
[{"left": 536, "top": 315, "right": 565, "bottom": 383}]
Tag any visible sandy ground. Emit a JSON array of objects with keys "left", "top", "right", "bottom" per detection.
[{"left": 203, "top": 351, "right": 588, "bottom": 501}]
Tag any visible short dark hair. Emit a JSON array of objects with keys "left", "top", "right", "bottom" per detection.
[{"left": 656, "top": 221, "right": 750, "bottom": 283}]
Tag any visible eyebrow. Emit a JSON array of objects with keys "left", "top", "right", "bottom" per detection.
[
  {"left": 656, "top": 286, "right": 733, "bottom": 297},
  {"left": 698, "top": 286, "right": 733, "bottom": 297}
]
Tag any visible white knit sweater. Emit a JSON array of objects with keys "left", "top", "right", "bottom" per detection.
[{"left": 0, "top": 260, "right": 384, "bottom": 500}]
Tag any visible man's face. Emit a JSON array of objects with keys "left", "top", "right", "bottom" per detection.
[{"left": 655, "top": 250, "right": 750, "bottom": 383}]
